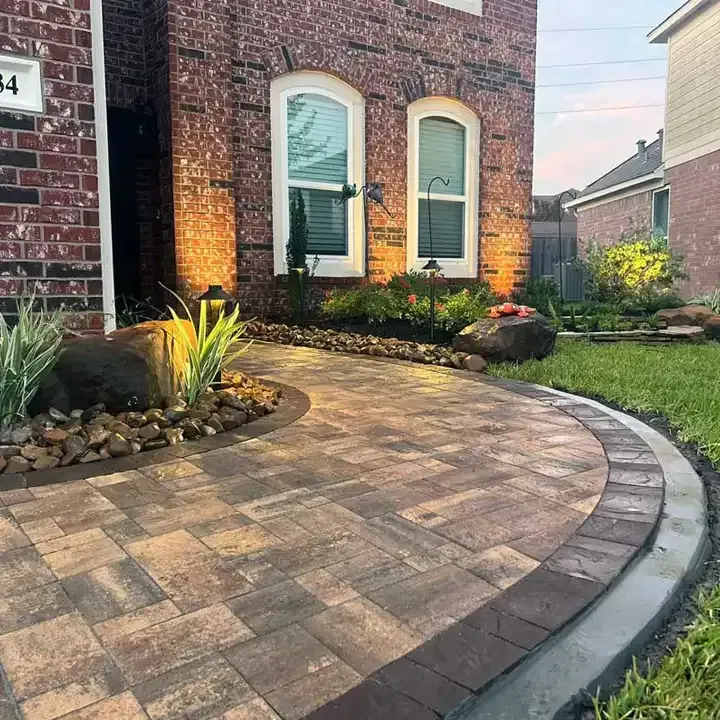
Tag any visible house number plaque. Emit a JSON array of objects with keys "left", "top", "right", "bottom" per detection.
[{"left": 0, "top": 54, "right": 43, "bottom": 114}]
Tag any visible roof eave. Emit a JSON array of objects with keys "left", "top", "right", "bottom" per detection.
[
  {"left": 648, "top": 0, "right": 714, "bottom": 43},
  {"left": 564, "top": 170, "right": 664, "bottom": 209}
]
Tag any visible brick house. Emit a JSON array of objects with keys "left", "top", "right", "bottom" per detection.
[
  {"left": 0, "top": 0, "right": 537, "bottom": 329},
  {"left": 570, "top": 0, "right": 720, "bottom": 297}
]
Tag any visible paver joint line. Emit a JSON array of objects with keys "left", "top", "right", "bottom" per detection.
[{"left": 0, "top": 344, "right": 675, "bottom": 720}]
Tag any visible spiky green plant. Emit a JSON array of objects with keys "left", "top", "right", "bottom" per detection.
[
  {"left": 163, "top": 287, "right": 252, "bottom": 406},
  {"left": 692, "top": 288, "right": 720, "bottom": 314},
  {"left": 0, "top": 297, "right": 64, "bottom": 429}
]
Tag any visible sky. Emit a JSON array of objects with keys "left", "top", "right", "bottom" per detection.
[{"left": 533, "top": 0, "right": 680, "bottom": 195}]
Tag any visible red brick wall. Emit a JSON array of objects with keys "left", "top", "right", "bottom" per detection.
[
  {"left": 0, "top": 0, "right": 102, "bottom": 329},
  {"left": 666, "top": 149, "right": 720, "bottom": 297},
  {"left": 166, "top": 0, "right": 537, "bottom": 315},
  {"left": 576, "top": 190, "right": 653, "bottom": 250}
]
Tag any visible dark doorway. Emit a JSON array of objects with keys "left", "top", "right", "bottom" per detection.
[{"left": 107, "top": 106, "right": 161, "bottom": 306}]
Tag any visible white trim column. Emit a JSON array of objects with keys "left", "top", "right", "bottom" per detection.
[{"left": 90, "top": 0, "right": 116, "bottom": 332}]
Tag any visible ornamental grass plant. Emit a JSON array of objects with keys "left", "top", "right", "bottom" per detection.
[
  {"left": 0, "top": 297, "right": 64, "bottom": 429},
  {"left": 164, "top": 287, "right": 252, "bottom": 406}
]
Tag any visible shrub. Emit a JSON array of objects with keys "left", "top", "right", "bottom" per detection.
[
  {"left": 165, "top": 288, "right": 252, "bottom": 406},
  {"left": 436, "top": 287, "right": 495, "bottom": 333},
  {"left": 515, "top": 277, "right": 559, "bottom": 316},
  {"left": 286, "top": 191, "right": 310, "bottom": 315},
  {"left": 320, "top": 289, "right": 368, "bottom": 321},
  {"left": 0, "top": 297, "right": 64, "bottom": 429},
  {"left": 585, "top": 231, "right": 686, "bottom": 306}
]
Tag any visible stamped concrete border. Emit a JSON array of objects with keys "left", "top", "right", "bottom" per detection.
[
  {"left": 300, "top": 372, "right": 707, "bottom": 720},
  {"left": 0, "top": 383, "right": 311, "bottom": 492}
]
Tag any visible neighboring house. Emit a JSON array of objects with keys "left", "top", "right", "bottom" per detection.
[
  {"left": 569, "top": 0, "right": 720, "bottom": 296},
  {"left": 0, "top": 0, "right": 538, "bottom": 329},
  {"left": 531, "top": 194, "right": 578, "bottom": 278}
]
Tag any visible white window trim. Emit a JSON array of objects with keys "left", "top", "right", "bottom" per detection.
[
  {"left": 652, "top": 185, "right": 671, "bottom": 237},
  {"left": 271, "top": 71, "right": 365, "bottom": 278},
  {"left": 407, "top": 97, "right": 479, "bottom": 278}
]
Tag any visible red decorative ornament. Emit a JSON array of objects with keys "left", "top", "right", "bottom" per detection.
[{"left": 488, "top": 302, "right": 536, "bottom": 318}]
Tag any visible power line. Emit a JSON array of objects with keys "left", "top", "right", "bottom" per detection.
[
  {"left": 537, "top": 75, "right": 665, "bottom": 88},
  {"left": 538, "top": 58, "right": 666, "bottom": 69},
  {"left": 538, "top": 25, "right": 652, "bottom": 33},
  {"left": 535, "top": 103, "right": 664, "bottom": 115}
]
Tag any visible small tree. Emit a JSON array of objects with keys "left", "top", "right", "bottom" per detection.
[{"left": 286, "top": 191, "right": 309, "bottom": 316}]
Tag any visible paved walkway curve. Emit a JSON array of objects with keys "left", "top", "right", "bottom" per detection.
[{"left": 0, "top": 343, "right": 614, "bottom": 720}]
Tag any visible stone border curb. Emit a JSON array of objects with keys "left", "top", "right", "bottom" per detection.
[
  {"left": 0, "top": 383, "right": 311, "bottom": 492},
  {"left": 448, "top": 382, "right": 709, "bottom": 720}
]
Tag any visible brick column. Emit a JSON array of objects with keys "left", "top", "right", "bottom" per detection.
[
  {"left": 164, "top": 0, "right": 236, "bottom": 296},
  {"left": 0, "top": 0, "right": 103, "bottom": 329}
]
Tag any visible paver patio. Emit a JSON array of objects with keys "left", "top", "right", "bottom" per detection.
[{"left": 0, "top": 344, "right": 611, "bottom": 720}]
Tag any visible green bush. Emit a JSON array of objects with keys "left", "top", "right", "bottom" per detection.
[
  {"left": 585, "top": 230, "right": 686, "bottom": 307},
  {"left": 514, "top": 277, "right": 559, "bottom": 316},
  {"left": 319, "top": 274, "right": 497, "bottom": 334},
  {"left": 0, "top": 297, "right": 64, "bottom": 429},
  {"left": 692, "top": 288, "right": 720, "bottom": 314}
]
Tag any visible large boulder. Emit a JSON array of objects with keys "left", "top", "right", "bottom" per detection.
[
  {"left": 453, "top": 314, "right": 557, "bottom": 363},
  {"left": 30, "top": 320, "right": 193, "bottom": 415},
  {"left": 704, "top": 315, "right": 720, "bottom": 341},
  {"left": 657, "top": 304, "right": 715, "bottom": 327}
]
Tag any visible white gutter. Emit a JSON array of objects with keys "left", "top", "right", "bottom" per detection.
[
  {"left": 648, "top": 0, "right": 714, "bottom": 43},
  {"left": 564, "top": 170, "right": 664, "bottom": 209},
  {"left": 90, "top": 0, "right": 116, "bottom": 333}
]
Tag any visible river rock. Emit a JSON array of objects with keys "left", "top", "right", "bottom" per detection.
[
  {"left": 32, "top": 413, "right": 55, "bottom": 430},
  {"left": 107, "top": 433, "right": 132, "bottom": 457},
  {"left": 177, "top": 419, "right": 202, "bottom": 439},
  {"left": 221, "top": 395, "right": 247, "bottom": 411},
  {"left": 200, "top": 424, "right": 217, "bottom": 437},
  {"left": 10, "top": 427, "right": 32, "bottom": 445},
  {"left": 33, "top": 455, "right": 60, "bottom": 470},
  {"left": 188, "top": 408, "right": 212, "bottom": 422},
  {"left": 144, "top": 438, "right": 169, "bottom": 450},
  {"left": 217, "top": 407, "right": 247, "bottom": 430},
  {"left": 462, "top": 354, "right": 488, "bottom": 373},
  {"left": 206, "top": 415, "right": 225, "bottom": 434},
  {"left": 81, "top": 404, "right": 107, "bottom": 423},
  {"left": 138, "top": 423, "right": 162, "bottom": 440},
  {"left": 6, "top": 456, "right": 31, "bottom": 474},
  {"left": 79, "top": 451, "right": 102, "bottom": 463},
  {"left": 63, "top": 434, "right": 88, "bottom": 460},
  {"left": 86, "top": 425, "right": 111, "bottom": 448},
  {"left": 165, "top": 428, "right": 184, "bottom": 445},
  {"left": 21, "top": 445, "right": 48, "bottom": 462},
  {"left": 43, "top": 428, "right": 69, "bottom": 445},
  {"left": 48, "top": 407, "right": 69, "bottom": 424},
  {"left": 0, "top": 445, "right": 22, "bottom": 458},
  {"left": 0, "top": 457, "right": 5, "bottom": 473},
  {"left": 125, "top": 412, "right": 147, "bottom": 428},
  {"left": 164, "top": 407, "right": 188, "bottom": 423}
]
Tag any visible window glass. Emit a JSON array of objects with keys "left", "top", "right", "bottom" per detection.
[
  {"left": 290, "top": 188, "right": 347, "bottom": 256},
  {"left": 653, "top": 189, "right": 669, "bottom": 237}
]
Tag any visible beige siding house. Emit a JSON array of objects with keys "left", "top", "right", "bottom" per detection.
[{"left": 569, "top": 0, "right": 720, "bottom": 296}]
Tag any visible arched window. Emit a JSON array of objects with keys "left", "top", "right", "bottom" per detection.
[
  {"left": 407, "top": 98, "right": 479, "bottom": 277},
  {"left": 271, "top": 72, "right": 365, "bottom": 277}
]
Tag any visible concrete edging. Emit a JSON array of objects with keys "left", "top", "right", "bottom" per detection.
[{"left": 451, "top": 384, "right": 709, "bottom": 720}]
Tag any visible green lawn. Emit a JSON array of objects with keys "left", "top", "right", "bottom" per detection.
[
  {"left": 489, "top": 340, "right": 720, "bottom": 718},
  {"left": 488, "top": 340, "right": 720, "bottom": 466}
]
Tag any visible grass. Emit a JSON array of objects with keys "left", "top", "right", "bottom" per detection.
[
  {"left": 593, "top": 587, "right": 720, "bottom": 719},
  {"left": 488, "top": 340, "right": 720, "bottom": 466},
  {"left": 489, "top": 339, "right": 720, "bottom": 717}
]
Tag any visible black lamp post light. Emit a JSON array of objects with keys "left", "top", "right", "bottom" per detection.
[
  {"left": 423, "top": 176, "right": 450, "bottom": 343},
  {"left": 198, "top": 284, "right": 235, "bottom": 325}
]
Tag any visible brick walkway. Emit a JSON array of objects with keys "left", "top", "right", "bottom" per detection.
[{"left": 0, "top": 344, "right": 609, "bottom": 720}]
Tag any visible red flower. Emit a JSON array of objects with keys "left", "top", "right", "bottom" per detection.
[
  {"left": 408, "top": 294, "right": 417, "bottom": 305},
  {"left": 436, "top": 303, "right": 445, "bottom": 312}
]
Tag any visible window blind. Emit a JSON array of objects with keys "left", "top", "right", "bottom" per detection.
[
  {"left": 418, "top": 199, "right": 464, "bottom": 258},
  {"left": 419, "top": 117, "right": 466, "bottom": 195},
  {"left": 291, "top": 188, "right": 347, "bottom": 256},
  {"left": 287, "top": 93, "right": 348, "bottom": 184}
]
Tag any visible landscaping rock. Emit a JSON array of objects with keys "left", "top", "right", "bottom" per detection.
[
  {"left": 33, "top": 455, "right": 60, "bottom": 470},
  {"left": 453, "top": 314, "right": 557, "bottom": 363},
  {"left": 10, "top": 427, "right": 32, "bottom": 445},
  {"left": 0, "top": 457, "right": 5, "bottom": 473},
  {"left": 69, "top": 409, "right": 83, "bottom": 419},
  {"left": 81, "top": 404, "right": 107, "bottom": 423},
  {"left": 657, "top": 304, "right": 715, "bottom": 327},
  {"left": 91, "top": 412, "right": 116, "bottom": 427},
  {"left": 107, "top": 433, "right": 132, "bottom": 457},
  {"left": 125, "top": 412, "right": 147, "bottom": 428},
  {"left": 188, "top": 408, "right": 212, "bottom": 422},
  {"left": 61, "top": 419, "right": 83, "bottom": 435},
  {"left": 165, "top": 428, "right": 184, "bottom": 445},
  {"left": 178, "top": 419, "right": 202, "bottom": 439},
  {"left": 221, "top": 395, "right": 248, "bottom": 412},
  {"left": 163, "top": 396, "right": 187, "bottom": 409},
  {"left": 86, "top": 425, "right": 111, "bottom": 448},
  {"left": 164, "top": 407, "right": 188, "bottom": 423},
  {"left": 48, "top": 407, "right": 69, "bottom": 424},
  {"left": 21, "top": 445, "right": 47, "bottom": 462},
  {"left": 0, "top": 445, "right": 22, "bottom": 458},
  {"left": 462, "top": 354, "right": 488, "bottom": 373},
  {"left": 206, "top": 415, "right": 225, "bottom": 434},
  {"left": 49, "top": 446, "right": 64, "bottom": 459},
  {"left": 5, "top": 456, "right": 30, "bottom": 474},
  {"left": 130, "top": 440, "right": 143, "bottom": 454},
  {"left": 138, "top": 423, "right": 162, "bottom": 440},
  {"left": 30, "top": 320, "right": 192, "bottom": 415},
  {"left": 63, "top": 434, "right": 88, "bottom": 457},
  {"left": 144, "top": 408, "right": 164, "bottom": 423},
  {"left": 32, "top": 413, "right": 55, "bottom": 430},
  {"left": 144, "top": 438, "right": 169, "bottom": 450},
  {"left": 79, "top": 451, "right": 102, "bottom": 464},
  {"left": 217, "top": 407, "right": 247, "bottom": 430},
  {"left": 201, "top": 424, "right": 217, "bottom": 437},
  {"left": 43, "top": 428, "right": 69, "bottom": 445},
  {"left": 704, "top": 315, "right": 720, "bottom": 341}
]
